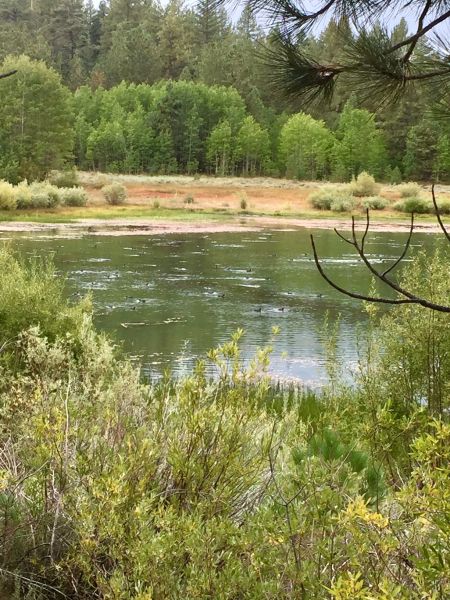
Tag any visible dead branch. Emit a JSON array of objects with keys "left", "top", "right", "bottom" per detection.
[
  {"left": 311, "top": 189, "right": 450, "bottom": 313},
  {"left": 0, "top": 70, "right": 17, "bottom": 80}
]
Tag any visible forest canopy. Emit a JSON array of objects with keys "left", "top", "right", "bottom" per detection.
[{"left": 0, "top": 0, "right": 449, "bottom": 182}]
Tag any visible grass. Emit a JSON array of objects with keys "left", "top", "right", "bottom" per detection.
[
  {"left": 0, "top": 206, "right": 235, "bottom": 223},
  {"left": 0, "top": 202, "right": 442, "bottom": 225}
]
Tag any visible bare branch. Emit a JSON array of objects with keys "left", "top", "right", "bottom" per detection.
[
  {"left": 432, "top": 184, "right": 450, "bottom": 242},
  {"left": 0, "top": 70, "right": 17, "bottom": 80},
  {"left": 382, "top": 212, "right": 414, "bottom": 277},
  {"left": 311, "top": 234, "right": 416, "bottom": 306},
  {"left": 311, "top": 204, "right": 450, "bottom": 314}
]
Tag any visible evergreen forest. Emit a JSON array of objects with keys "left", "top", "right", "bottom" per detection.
[{"left": 0, "top": 1, "right": 449, "bottom": 182}]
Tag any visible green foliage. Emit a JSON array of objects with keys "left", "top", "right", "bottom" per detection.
[
  {"left": 235, "top": 115, "right": 271, "bottom": 176},
  {"left": 310, "top": 186, "right": 352, "bottom": 210},
  {"left": 348, "top": 171, "right": 379, "bottom": 197},
  {"left": 279, "top": 113, "right": 332, "bottom": 180},
  {"left": 2, "top": 181, "right": 62, "bottom": 209},
  {"left": 403, "top": 122, "right": 438, "bottom": 181},
  {"left": 0, "top": 55, "right": 73, "bottom": 182},
  {"left": 59, "top": 186, "right": 88, "bottom": 207},
  {"left": 102, "top": 182, "right": 128, "bottom": 205},
  {"left": 0, "top": 180, "right": 17, "bottom": 210},
  {"left": 386, "top": 165, "right": 402, "bottom": 185},
  {"left": 393, "top": 197, "right": 431, "bottom": 214},
  {"left": 330, "top": 196, "right": 356, "bottom": 212},
  {"left": 48, "top": 168, "right": 79, "bottom": 188},
  {"left": 207, "top": 119, "right": 233, "bottom": 175},
  {"left": 397, "top": 181, "right": 422, "bottom": 198},
  {"left": 0, "top": 249, "right": 449, "bottom": 598},
  {"left": 0, "top": 248, "right": 89, "bottom": 352},
  {"left": 332, "top": 102, "right": 387, "bottom": 181},
  {"left": 361, "top": 196, "right": 388, "bottom": 210}
]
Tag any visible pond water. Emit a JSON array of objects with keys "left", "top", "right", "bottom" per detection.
[{"left": 8, "top": 228, "right": 437, "bottom": 386}]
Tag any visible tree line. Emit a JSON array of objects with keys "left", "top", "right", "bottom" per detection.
[
  {"left": 0, "top": 55, "right": 449, "bottom": 183},
  {"left": 0, "top": 0, "right": 449, "bottom": 183}
]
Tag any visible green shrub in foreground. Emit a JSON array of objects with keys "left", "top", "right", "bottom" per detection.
[
  {"left": 0, "top": 250, "right": 449, "bottom": 599},
  {"left": 102, "top": 182, "right": 128, "bottom": 205},
  {"left": 0, "top": 248, "right": 89, "bottom": 348},
  {"left": 0, "top": 180, "right": 17, "bottom": 209}
]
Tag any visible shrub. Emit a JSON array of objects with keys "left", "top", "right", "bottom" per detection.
[
  {"left": 435, "top": 199, "right": 450, "bottom": 214},
  {"left": 310, "top": 186, "right": 352, "bottom": 210},
  {"left": 184, "top": 195, "right": 194, "bottom": 204},
  {"left": 90, "top": 173, "right": 112, "bottom": 189},
  {"left": 30, "top": 182, "right": 61, "bottom": 208},
  {"left": 60, "top": 186, "right": 88, "bottom": 207},
  {"left": 0, "top": 248, "right": 89, "bottom": 347},
  {"left": 14, "top": 181, "right": 33, "bottom": 208},
  {"left": 152, "top": 200, "right": 161, "bottom": 209},
  {"left": 397, "top": 182, "right": 422, "bottom": 198},
  {"left": 240, "top": 197, "right": 248, "bottom": 210},
  {"left": 102, "top": 183, "right": 127, "bottom": 205},
  {"left": 348, "top": 171, "right": 379, "bottom": 196},
  {"left": 0, "top": 180, "right": 17, "bottom": 209},
  {"left": 310, "top": 188, "right": 334, "bottom": 210},
  {"left": 361, "top": 196, "right": 388, "bottom": 210},
  {"left": 330, "top": 195, "right": 356, "bottom": 212},
  {"left": 393, "top": 197, "right": 431, "bottom": 214},
  {"left": 48, "top": 168, "right": 79, "bottom": 188},
  {"left": 14, "top": 181, "right": 61, "bottom": 209}
]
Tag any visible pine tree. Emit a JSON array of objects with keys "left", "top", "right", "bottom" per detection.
[
  {"left": 403, "top": 122, "right": 438, "bottom": 181},
  {"left": 195, "top": 0, "right": 228, "bottom": 44}
]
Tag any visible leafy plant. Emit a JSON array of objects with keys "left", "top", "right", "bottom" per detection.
[
  {"left": 393, "top": 197, "right": 431, "bottom": 213},
  {"left": 102, "top": 182, "right": 127, "bottom": 205},
  {"left": 48, "top": 168, "right": 79, "bottom": 188},
  {"left": 397, "top": 182, "right": 422, "bottom": 198},
  {"left": 59, "top": 186, "right": 88, "bottom": 206},
  {"left": 330, "top": 196, "right": 356, "bottom": 212},
  {"left": 361, "top": 196, "right": 388, "bottom": 210},
  {"left": 348, "top": 171, "right": 379, "bottom": 197},
  {"left": 310, "top": 186, "right": 353, "bottom": 210},
  {"left": 0, "top": 180, "right": 17, "bottom": 210}
]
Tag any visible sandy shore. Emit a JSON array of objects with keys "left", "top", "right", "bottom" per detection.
[{"left": 0, "top": 215, "right": 443, "bottom": 236}]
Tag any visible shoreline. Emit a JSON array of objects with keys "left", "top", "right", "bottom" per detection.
[{"left": 0, "top": 214, "right": 443, "bottom": 236}]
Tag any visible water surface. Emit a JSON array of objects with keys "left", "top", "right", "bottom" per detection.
[{"left": 9, "top": 228, "right": 437, "bottom": 386}]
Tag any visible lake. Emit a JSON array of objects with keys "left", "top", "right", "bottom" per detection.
[{"left": 8, "top": 228, "right": 437, "bottom": 386}]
